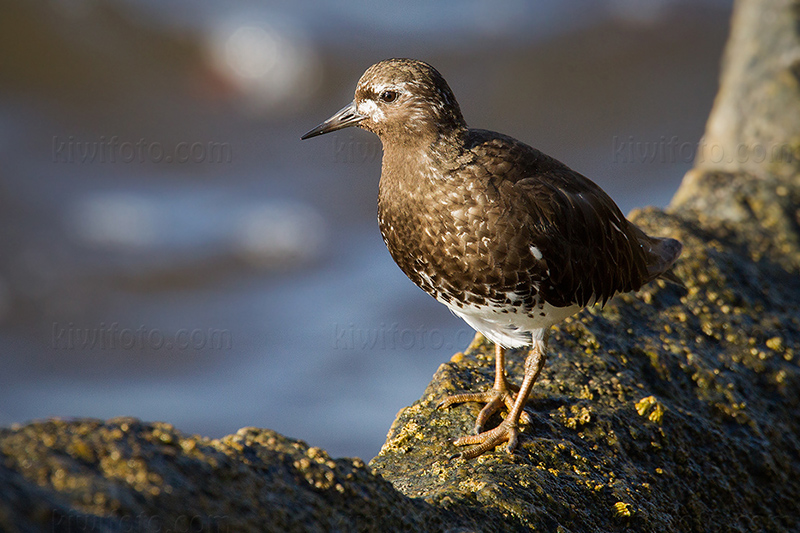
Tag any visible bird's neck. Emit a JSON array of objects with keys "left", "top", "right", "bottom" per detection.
[
  {"left": 380, "top": 125, "right": 469, "bottom": 177},
  {"left": 377, "top": 128, "right": 471, "bottom": 236}
]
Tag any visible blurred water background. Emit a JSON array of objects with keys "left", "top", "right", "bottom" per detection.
[{"left": 0, "top": 0, "right": 731, "bottom": 459}]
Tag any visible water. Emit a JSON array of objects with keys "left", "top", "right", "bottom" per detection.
[{"left": 0, "top": 0, "right": 731, "bottom": 459}]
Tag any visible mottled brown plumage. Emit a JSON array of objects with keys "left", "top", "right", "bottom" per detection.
[{"left": 302, "top": 58, "right": 682, "bottom": 459}]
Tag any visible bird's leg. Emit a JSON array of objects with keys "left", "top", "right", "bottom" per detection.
[
  {"left": 451, "top": 337, "right": 547, "bottom": 459},
  {"left": 438, "top": 343, "right": 532, "bottom": 434}
]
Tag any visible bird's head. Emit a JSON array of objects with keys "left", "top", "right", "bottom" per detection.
[{"left": 302, "top": 58, "right": 466, "bottom": 146}]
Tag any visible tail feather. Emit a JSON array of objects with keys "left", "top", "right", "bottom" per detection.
[
  {"left": 658, "top": 267, "right": 685, "bottom": 288},
  {"left": 645, "top": 236, "right": 683, "bottom": 283},
  {"left": 629, "top": 222, "right": 683, "bottom": 284}
]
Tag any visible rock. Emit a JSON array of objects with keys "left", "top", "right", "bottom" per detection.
[
  {"left": 371, "top": 201, "right": 800, "bottom": 531},
  {"left": 681, "top": 0, "right": 800, "bottom": 185},
  {"left": 0, "top": 418, "right": 480, "bottom": 532},
  {"left": 3, "top": 182, "right": 799, "bottom": 531}
]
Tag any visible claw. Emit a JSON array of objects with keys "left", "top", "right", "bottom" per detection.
[
  {"left": 454, "top": 419, "right": 521, "bottom": 460},
  {"left": 506, "top": 428, "right": 519, "bottom": 453},
  {"left": 439, "top": 389, "right": 534, "bottom": 433},
  {"left": 441, "top": 340, "right": 547, "bottom": 459}
]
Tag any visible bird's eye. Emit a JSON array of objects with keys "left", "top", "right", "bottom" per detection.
[{"left": 379, "top": 90, "right": 399, "bottom": 103}]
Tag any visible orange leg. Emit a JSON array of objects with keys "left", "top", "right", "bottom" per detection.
[
  {"left": 438, "top": 343, "right": 533, "bottom": 436},
  {"left": 449, "top": 338, "right": 547, "bottom": 459}
]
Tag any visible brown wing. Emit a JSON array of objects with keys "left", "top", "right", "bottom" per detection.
[{"left": 466, "top": 129, "right": 655, "bottom": 308}]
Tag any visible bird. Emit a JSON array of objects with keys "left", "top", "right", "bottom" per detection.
[{"left": 301, "top": 58, "right": 682, "bottom": 460}]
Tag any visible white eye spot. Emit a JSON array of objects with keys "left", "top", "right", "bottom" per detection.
[
  {"left": 357, "top": 99, "right": 384, "bottom": 121},
  {"left": 530, "top": 246, "right": 543, "bottom": 260}
]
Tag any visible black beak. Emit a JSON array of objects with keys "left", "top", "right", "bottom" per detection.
[{"left": 301, "top": 100, "right": 365, "bottom": 140}]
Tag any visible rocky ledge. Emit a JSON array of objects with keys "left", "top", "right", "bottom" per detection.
[{"left": 2, "top": 171, "right": 799, "bottom": 532}]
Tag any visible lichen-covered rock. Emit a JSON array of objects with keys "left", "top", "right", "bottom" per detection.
[
  {"left": 0, "top": 418, "right": 484, "bottom": 532},
  {"left": 371, "top": 199, "right": 800, "bottom": 531},
  {"left": 3, "top": 175, "right": 798, "bottom": 533}
]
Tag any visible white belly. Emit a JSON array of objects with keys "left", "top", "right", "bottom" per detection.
[{"left": 447, "top": 301, "right": 583, "bottom": 348}]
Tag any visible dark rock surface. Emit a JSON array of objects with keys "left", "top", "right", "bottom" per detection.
[
  {"left": 371, "top": 195, "right": 800, "bottom": 531},
  {"left": 3, "top": 188, "right": 799, "bottom": 531},
  {"left": 4, "top": 0, "right": 800, "bottom": 531},
  {"left": 0, "top": 418, "right": 478, "bottom": 532}
]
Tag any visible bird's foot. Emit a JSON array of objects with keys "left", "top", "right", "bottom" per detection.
[
  {"left": 450, "top": 417, "right": 521, "bottom": 460},
  {"left": 437, "top": 386, "right": 532, "bottom": 433}
]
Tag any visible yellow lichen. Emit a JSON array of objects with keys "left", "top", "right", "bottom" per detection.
[
  {"left": 635, "top": 396, "right": 666, "bottom": 424},
  {"left": 613, "top": 501, "right": 632, "bottom": 518}
]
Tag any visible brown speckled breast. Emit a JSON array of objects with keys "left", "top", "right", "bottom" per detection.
[{"left": 377, "top": 129, "right": 652, "bottom": 315}]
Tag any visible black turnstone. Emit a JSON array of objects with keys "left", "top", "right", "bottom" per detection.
[{"left": 302, "top": 58, "right": 682, "bottom": 459}]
